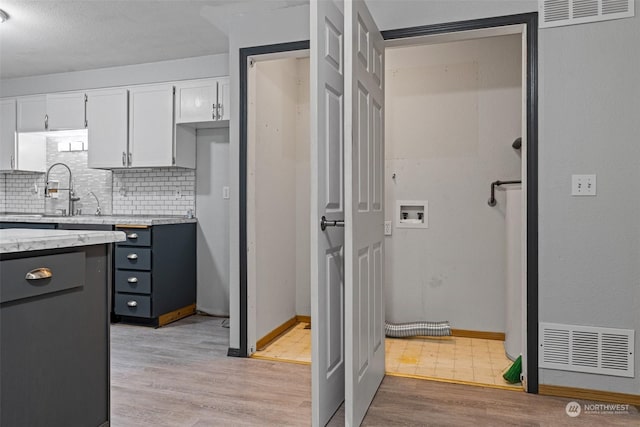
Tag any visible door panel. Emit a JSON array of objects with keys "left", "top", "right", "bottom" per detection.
[
  {"left": 87, "top": 88, "right": 129, "bottom": 169},
  {"left": 345, "top": 0, "right": 385, "bottom": 426},
  {"left": 311, "top": 0, "right": 345, "bottom": 426}
]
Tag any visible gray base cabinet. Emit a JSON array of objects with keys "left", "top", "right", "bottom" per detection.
[
  {"left": 114, "top": 223, "right": 196, "bottom": 325},
  {"left": 0, "top": 245, "right": 110, "bottom": 427}
]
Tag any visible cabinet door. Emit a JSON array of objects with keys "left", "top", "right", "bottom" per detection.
[
  {"left": 87, "top": 88, "right": 129, "bottom": 169},
  {"left": 217, "top": 77, "right": 230, "bottom": 121},
  {"left": 0, "top": 99, "right": 16, "bottom": 170},
  {"left": 129, "top": 85, "right": 174, "bottom": 167},
  {"left": 46, "top": 92, "right": 87, "bottom": 130},
  {"left": 175, "top": 79, "right": 217, "bottom": 124},
  {"left": 17, "top": 95, "right": 46, "bottom": 132}
]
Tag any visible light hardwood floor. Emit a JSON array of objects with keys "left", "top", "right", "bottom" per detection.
[{"left": 111, "top": 315, "right": 640, "bottom": 426}]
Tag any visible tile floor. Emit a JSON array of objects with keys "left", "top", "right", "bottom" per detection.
[{"left": 252, "top": 322, "right": 523, "bottom": 390}]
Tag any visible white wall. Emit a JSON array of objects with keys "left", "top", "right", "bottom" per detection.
[
  {"left": 196, "top": 128, "right": 231, "bottom": 316},
  {"left": 0, "top": 54, "right": 228, "bottom": 96},
  {"left": 250, "top": 56, "right": 310, "bottom": 340},
  {"left": 228, "top": 4, "right": 310, "bottom": 349},
  {"left": 367, "top": 0, "right": 640, "bottom": 397},
  {"left": 384, "top": 35, "right": 522, "bottom": 332},
  {"left": 251, "top": 58, "right": 299, "bottom": 339},
  {"left": 295, "top": 58, "right": 311, "bottom": 317}
]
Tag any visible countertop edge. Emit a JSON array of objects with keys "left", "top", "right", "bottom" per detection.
[{"left": 0, "top": 230, "right": 127, "bottom": 254}]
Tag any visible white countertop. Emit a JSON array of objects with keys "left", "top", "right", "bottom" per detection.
[
  {"left": 0, "top": 214, "right": 196, "bottom": 226},
  {"left": 0, "top": 229, "right": 127, "bottom": 254}
]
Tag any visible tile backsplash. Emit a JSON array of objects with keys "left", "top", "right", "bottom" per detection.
[
  {"left": 2, "top": 134, "right": 196, "bottom": 216},
  {"left": 45, "top": 134, "right": 113, "bottom": 216},
  {"left": 112, "top": 168, "right": 195, "bottom": 216}
]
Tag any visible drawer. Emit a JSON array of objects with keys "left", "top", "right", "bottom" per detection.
[
  {"left": 115, "top": 247, "right": 151, "bottom": 270},
  {"left": 0, "top": 252, "right": 85, "bottom": 304},
  {"left": 116, "top": 227, "right": 151, "bottom": 247},
  {"left": 115, "top": 270, "right": 151, "bottom": 294},
  {"left": 114, "top": 293, "right": 151, "bottom": 318}
]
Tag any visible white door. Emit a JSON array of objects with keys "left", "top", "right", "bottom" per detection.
[
  {"left": 311, "top": 0, "right": 346, "bottom": 426},
  {"left": 344, "top": 0, "right": 385, "bottom": 425},
  {"left": 129, "top": 84, "right": 175, "bottom": 167},
  {"left": 46, "top": 92, "right": 87, "bottom": 130},
  {"left": 87, "top": 88, "right": 129, "bottom": 169},
  {"left": 217, "top": 77, "right": 230, "bottom": 121},
  {"left": 0, "top": 99, "right": 16, "bottom": 171},
  {"left": 174, "top": 79, "right": 217, "bottom": 124},
  {"left": 17, "top": 95, "right": 46, "bottom": 132}
]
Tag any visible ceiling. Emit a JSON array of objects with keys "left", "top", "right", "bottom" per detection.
[{"left": 0, "top": 0, "right": 306, "bottom": 79}]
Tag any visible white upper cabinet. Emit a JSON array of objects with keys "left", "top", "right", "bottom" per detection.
[
  {"left": 175, "top": 79, "right": 217, "bottom": 123},
  {"left": 46, "top": 92, "right": 87, "bottom": 130},
  {"left": 175, "top": 77, "right": 230, "bottom": 127},
  {"left": 17, "top": 95, "right": 46, "bottom": 132},
  {"left": 0, "top": 99, "right": 17, "bottom": 171},
  {"left": 217, "top": 77, "right": 230, "bottom": 121},
  {"left": 17, "top": 92, "right": 87, "bottom": 132},
  {"left": 129, "top": 84, "right": 177, "bottom": 168},
  {"left": 87, "top": 88, "right": 129, "bottom": 169}
]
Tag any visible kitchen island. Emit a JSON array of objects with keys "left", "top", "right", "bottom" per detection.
[{"left": 0, "top": 228, "right": 125, "bottom": 427}]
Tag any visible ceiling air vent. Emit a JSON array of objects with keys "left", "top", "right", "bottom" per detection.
[
  {"left": 539, "top": 0, "right": 635, "bottom": 28},
  {"left": 539, "top": 322, "right": 634, "bottom": 377}
]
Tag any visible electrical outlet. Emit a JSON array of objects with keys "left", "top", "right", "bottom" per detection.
[
  {"left": 222, "top": 186, "right": 230, "bottom": 199},
  {"left": 384, "top": 220, "right": 392, "bottom": 236},
  {"left": 175, "top": 189, "right": 182, "bottom": 199},
  {"left": 571, "top": 174, "right": 596, "bottom": 196}
]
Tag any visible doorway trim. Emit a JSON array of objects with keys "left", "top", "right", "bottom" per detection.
[
  {"left": 236, "top": 12, "right": 539, "bottom": 394},
  {"left": 382, "top": 12, "right": 539, "bottom": 393},
  {"left": 236, "top": 40, "right": 310, "bottom": 358}
]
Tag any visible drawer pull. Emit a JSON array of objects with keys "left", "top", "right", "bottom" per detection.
[
  {"left": 127, "top": 300, "right": 138, "bottom": 307},
  {"left": 25, "top": 267, "right": 53, "bottom": 280},
  {"left": 127, "top": 277, "right": 138, "bottom": 283},
  {"left": 127, "top": 253, "right": 138, "bottom": 260},
  {"left": 127, "top": 233, "right": 139, "bottom": 239}
]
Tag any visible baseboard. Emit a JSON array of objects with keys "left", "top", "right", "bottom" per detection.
[
  {"left": 451, "top": 329, "right": 505, "bottom": 341},
  {"left": 158, "top": 304, "right": 196, "bottom": 327},
  {"left": 227, "top": 347, "right": 242, "bottom": 357},
  {"left": 296, "top": 315, "right": 311, "bottom": 324},
  {"left": 539, "top": 384, "right": 640, "bottom": 406},
  {"left": 256, "top": 316, "right": 298, "bottom": 350}
]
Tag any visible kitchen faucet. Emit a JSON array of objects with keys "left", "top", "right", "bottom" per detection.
[
  {"left": 44, "top": 162, "right": 81, "bottom": 216},
  {"left": 86, "top": 191, "right": 102, "bottom": 216}
]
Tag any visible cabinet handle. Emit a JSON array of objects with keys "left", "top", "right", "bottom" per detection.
[
  {"left": 10, "top": 154, "right": 14, "bottom": 169},
  {"left": 84, "top": 93, "right": 88, "bottom": 128},
  {"left": 44, "top": 114, "right": 49, "bottom": 130},
  {"left": 127, "top": 300, "right": 138, "bottom": 307},
  {"left": 218, "top": 103, "right": 223, "bottom": 120},
  {"left": 128, "top": 152, "right": 132, "bottom": 166},
  {"left": 127, "top": 253, "right": 138, "bottom": 260},
  {"left": 122, "top": 152, "right": 126, "bottom": 166},
  {"left": 25, "top": 267, "right": 53, "bottom": 280},
  {"left": 212, "top": 103, "right": 216, "bottom": 120},
  {"left": 127, "top": 277, "right": 138, "bottom": 283},
  {"left": 127, "top": 233, "right": 138, "bottom": 239}
]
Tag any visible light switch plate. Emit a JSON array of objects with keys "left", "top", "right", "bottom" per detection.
[
  {"left": 222, "top": 186, "right": 230, "bottom": 199},
  {"left": 572, "top": 174, "right": 596, "bottom": 196},
  {"left": 384, "top": 220, "right": 392, "bottom": 236}
]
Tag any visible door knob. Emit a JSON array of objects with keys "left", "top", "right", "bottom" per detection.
[{"left": 320, "top": 216, "right": 345, "bottom": 231}]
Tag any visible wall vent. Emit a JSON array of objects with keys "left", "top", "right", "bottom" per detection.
[
  {"left": 539, "top": 0, "right": 635, "bottom": 28},
  {"left": 539, "top": 322, "right": 634, "bottom": 377}
]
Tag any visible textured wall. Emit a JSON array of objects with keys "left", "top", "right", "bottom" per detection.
[{"left": 384, "top": 35, "right": 522, "bottom": 332}]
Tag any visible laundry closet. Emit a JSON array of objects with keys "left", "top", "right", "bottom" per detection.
[{"left": 247, "top": 31, "right": 526, "bottom": 388}]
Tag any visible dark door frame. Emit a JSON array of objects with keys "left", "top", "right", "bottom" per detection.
[{"left": 235, "top": 12, "right": 539, "bottom": 394}]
